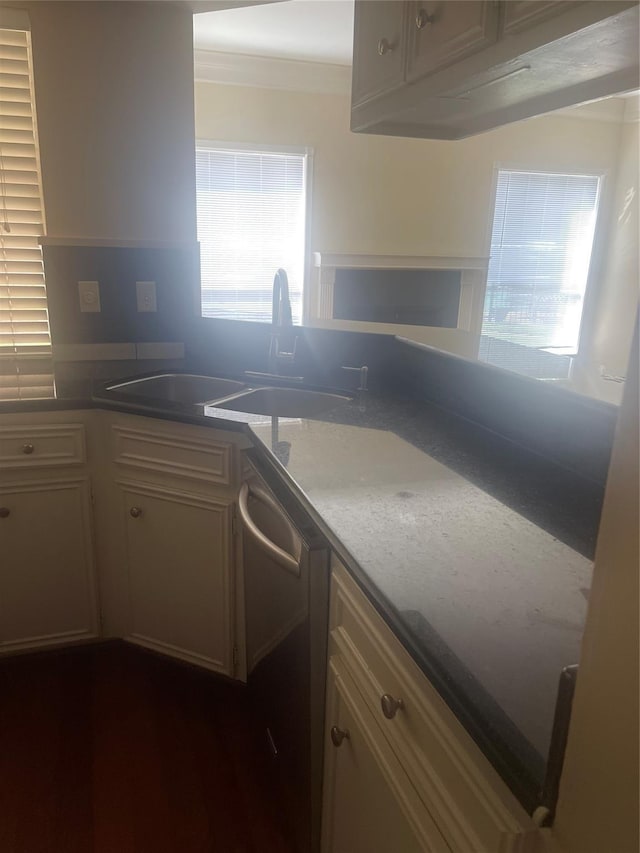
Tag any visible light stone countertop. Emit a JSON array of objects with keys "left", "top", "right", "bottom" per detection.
[{"left": 249, "top": 417, "right": 592, "bottom": 775}]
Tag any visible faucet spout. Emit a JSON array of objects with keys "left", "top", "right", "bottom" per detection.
[
  {"left": 269, "top": 268, "right": 297, "bottom": 375},
  {"left": 272, "top": 268, "right": 293, "bottom": 328}
]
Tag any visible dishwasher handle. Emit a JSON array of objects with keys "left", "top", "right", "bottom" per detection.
[{"left": 238, "top": 481, "right": 301, "bottom": 577}]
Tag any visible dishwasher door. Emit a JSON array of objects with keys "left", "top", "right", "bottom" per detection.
[{"left": 239, "top": 465, "right": 329, "bottom": 853}]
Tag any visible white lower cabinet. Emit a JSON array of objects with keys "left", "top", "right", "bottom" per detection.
[
  {"left": 323, "top": 655, "right": 450, "bottom": 853},
  {"left": 119, "top": 480, "right": 234, "bottom": 674},
  {"left": 322, "top": 557, "right": 541, "bottom": 853},
  {"left": 0, "top": 414, "right": 99, "bottom": 652},
  {"left": 103, "top": 412, "right": 247, "bottom": 678}
]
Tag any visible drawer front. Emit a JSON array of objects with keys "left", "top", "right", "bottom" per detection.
[
  {"left": 330, "top": 559, "right": 537, "bottom": 853},
  {"left": 112, "top": 425, "right": 233, "bottom": 486},
  {"left": 0, "top": 424, "right": 85, "bottom": 469}
]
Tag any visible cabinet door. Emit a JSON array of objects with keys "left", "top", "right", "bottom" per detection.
[
  {"left": 322, "top": 658, "right": 450, "bottom": 853},
  {"left": 352, "top": 0, "right": 406, "bottom": 107},
  {"left": 406, "top": 1, "right": 500, "bottom": 83},
  {"left": 501, "top": 1, "right": 580, "bottom": 35},
  {"left": 121, "top": 482, "right": 234, "bottom": 675},
  {"left": 0, "top": 477, "right": 99, "bottom": 651}
]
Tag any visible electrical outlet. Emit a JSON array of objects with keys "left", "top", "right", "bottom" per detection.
[
  {"left": 136, "top": 280, "right": 157, "bottom": 312},
  {"left": 78, "top": 280, "right": 101, "bottom": 313}
]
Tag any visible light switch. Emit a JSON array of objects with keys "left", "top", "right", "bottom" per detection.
[
  {"left": 136, "top": 280, "right": 157, "bottom": 312},
  {"left": 78, "top": 280, "right": 101, "bottom": 313}
]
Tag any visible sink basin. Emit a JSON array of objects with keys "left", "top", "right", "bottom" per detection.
[
  {"left": 106, "top": 374, "right": 247, "bottom": 405},
  {"left": 213, "top": 387, "right": 352, "bottom": 418}
]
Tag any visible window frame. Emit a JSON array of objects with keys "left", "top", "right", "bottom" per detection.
[
  {"left": 483, "top": 162, "right": 608, "bottom": 358},
  {"left": 195, "top": 139, "right": 314, "bottom": 326}
]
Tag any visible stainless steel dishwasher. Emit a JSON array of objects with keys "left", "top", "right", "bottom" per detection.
[{"left": 239, "top": 457, "right": 329, "bottom": 853}]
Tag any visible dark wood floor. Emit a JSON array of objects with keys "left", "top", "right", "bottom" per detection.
[{"left": 0, "top": 643, "right": 294, "bottom": 853}]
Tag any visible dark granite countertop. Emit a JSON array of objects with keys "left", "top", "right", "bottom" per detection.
[{"left": 1, "top": 376, "right": 602, "bottom": 815}]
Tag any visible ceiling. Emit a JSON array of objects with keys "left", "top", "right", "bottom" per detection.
[{"left": 193, "top": 0, "right": 355, "bottom": 66}]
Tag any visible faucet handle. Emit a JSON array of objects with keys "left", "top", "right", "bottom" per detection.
[{"left": 342, "top": 365, "right": 368, "bottom": 391}]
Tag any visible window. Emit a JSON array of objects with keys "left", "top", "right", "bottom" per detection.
[
  {"left": 196, "top": 144, "right": 308, "bottom": 324},
  {"left": 482, "top": 169, "right": 601, "bottom": 355},
  {"left": 0, "top": 17, "right": 51, "bottom": 399}
]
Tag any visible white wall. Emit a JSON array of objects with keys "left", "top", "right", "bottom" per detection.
[
  {"left": 552, "top": 325, "right": 639, "bottom": 853},
  {"left": 195, "top": 81, "right": 634, "bottom": 374},
  {"left": 195, "top": 82, "right": 623, "bottom": 258},
  {"left": 26, "top": 1, "right": 197, "bottom": 243},
  {"left": 571, "top": 119, "right": 639, "bottom": 403}
]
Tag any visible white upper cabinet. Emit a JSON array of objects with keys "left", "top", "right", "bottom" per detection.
[
  {"left": 352, "top": 0, "right": 407, "bottom": 107},
  {"left": 406, "top": 1, "right": 500, "bottom": 83},
  {"left": 351, "top": 0, "right": 639, "bottom": 139}
]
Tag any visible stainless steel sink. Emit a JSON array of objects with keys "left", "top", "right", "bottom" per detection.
[
  {"left": 213, "top": 387, "right": 352, "bottom": 417},
  {"left": 106, "top": 374, "right": 247, "bottom": 405}
]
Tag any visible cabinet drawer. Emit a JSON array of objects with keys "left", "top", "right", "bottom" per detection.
[
  {"left": 0, "top": 424, "right": 85, "bottom": 469},
  {"left": 112, "top": 425, "right": 233, "bottom": 486},
  {"left": 323, "top": 655, "right": 451, "bottom": 853},
  {"left": 330, "top": 559, "right": 537, "bottom": 853}
]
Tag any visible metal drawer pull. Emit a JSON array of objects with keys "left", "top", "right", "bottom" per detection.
[
  {"left": 22, "top": 443, "right": 34, "bottom": 454},
  {"left": 381, "top": 693, "right": 405, "bottom": 719},
  {"left": 415, "top": 9, "right": 435, "bottom": 29},
  {"left": 129, "top": 507, "right": 142, "bottom": 518},
  {"left": 377, "top": 37, "right": 393, "bottom": 56},
  {"left": 330, "top": 725, "right": 350, "bottom": 747},
  {"left": 238, "top": 481, "right": 301, "bottom": 577},
  {"left": 0, "top": 507, "right": 10, "bottom": 518}
]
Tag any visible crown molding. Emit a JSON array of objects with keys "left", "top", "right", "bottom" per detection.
[{"left": 194, "top": 48, "right": 351, "bottom": 95}]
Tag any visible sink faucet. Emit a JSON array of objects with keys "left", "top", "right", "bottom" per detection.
[
  {"left": 268, "top": 268, "right": 298, "bottom": 374},
  {"left": 272, "top": 267, "right": 292, "bottom": 328}
]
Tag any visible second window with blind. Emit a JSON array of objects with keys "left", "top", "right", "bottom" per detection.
[
  {"left": 482, "top": 168, "right": 601, "bottom": 355},
  {"left": 195, "top": 143, "right": 309, "bottom": 325}
]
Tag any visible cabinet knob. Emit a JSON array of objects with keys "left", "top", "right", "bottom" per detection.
[
  {"left": 377, "top": 37, "right": 393, "bottom": 56},
  {"left": 415, "top": 9, "right": 435, "bottom": 29},
  {"left": 0, "top": 507, "right": 10, "bottom": 518},
  {"left": 381, "top": 693, "right": 405, "bottom": 719},
  {"left": 22, "top": 443, "right": 34, "bottom": 455},
  {"left": 129, "top": 507, "right": 142, "bottom": 518},
  {"left": 330, "top": 725, "right": 350, "bottom": 747}
]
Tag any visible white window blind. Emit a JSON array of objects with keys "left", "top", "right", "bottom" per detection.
[
  {"left": 0, "top": 24, "right": 52, "bottom": 399},
  {"left": 196, "top": 145, "right": 307, "bottom": 324},
  {"left": 483, "top": 169, "right": 600, "bottom": 354}
]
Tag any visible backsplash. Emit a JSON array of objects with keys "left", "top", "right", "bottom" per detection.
[
  {"left": 186, "top": 317, "right": 399, "bottom": 393},
  {"left": 40, "top": 242, "right": 617, "bottom": 487},
  {"left": 394, "top": 338, "right": 617, "bottom": 487},
  {"left": 42, "top": 243, "right": 200, "bottom": 347}
]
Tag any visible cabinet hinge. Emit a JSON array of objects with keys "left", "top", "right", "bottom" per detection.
[{"left": 90, "top": 487, "right": 95, "bottom": 506}]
